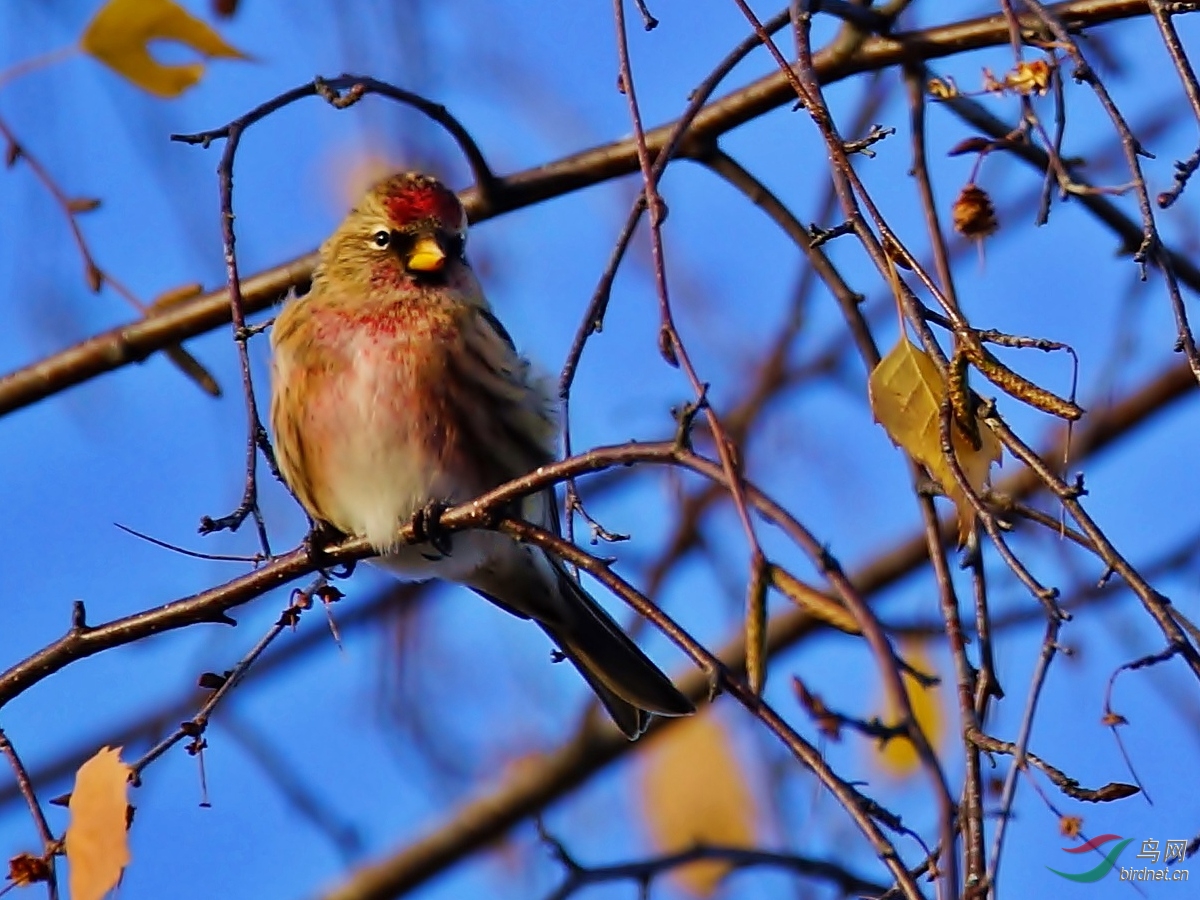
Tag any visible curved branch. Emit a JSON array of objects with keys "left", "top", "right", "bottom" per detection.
[
  {"left": 10, "top": 335, "right": 1186, "bottom": 712},
  {"left": 0, "top": 0, "right": 1155, "bottom": 418},
  {"left": 541, "top": 842, "right": 888, "bottom": 900},
  {"left": 0, "top": 442, "right": 716, "bottom": 711},
  {"left": 300, "top": 357, "right": 1197, "bottom": 900},
  {"left": 0, "top": 585, "right": 416, "bottom": 811},
  {"left": 172, "top": 75, "right": 498, "bottom": 201}
]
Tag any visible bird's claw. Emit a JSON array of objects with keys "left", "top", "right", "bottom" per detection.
[
  {"left": 412, "top": 501, "right": 453, "bottom": 558},
  {"left": 304, "top": 522, "right": 356, "bottom": 578}
]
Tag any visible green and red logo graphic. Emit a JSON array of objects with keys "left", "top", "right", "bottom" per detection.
[{"left": 1047, "top": 834, "right": 1133, "bottom": 882}]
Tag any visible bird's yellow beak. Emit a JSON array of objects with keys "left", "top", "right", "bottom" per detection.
[{"left": 406, "top": 235, "right": 446, "bottom": 272}]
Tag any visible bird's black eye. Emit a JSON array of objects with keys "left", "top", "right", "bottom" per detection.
[
  {"left": 444, "top": 232, "right": 466, "bottom": 258},
  {"left": 372, "top": 230, "right": 391, "bottom": 249}
]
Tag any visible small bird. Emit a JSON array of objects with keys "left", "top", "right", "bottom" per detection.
[{"left": 269, "top": 172, "right": 694, "bottom": 737}]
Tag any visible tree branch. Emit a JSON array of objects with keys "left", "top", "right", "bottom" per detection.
[{"left": 0, "top": 0, "right": 1157, "bottom": 418}]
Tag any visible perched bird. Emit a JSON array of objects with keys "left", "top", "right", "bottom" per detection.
[{"left": 269, "top": 172, "right": 694, "bottom": 737}]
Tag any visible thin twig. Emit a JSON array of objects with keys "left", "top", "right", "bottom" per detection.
[{"left": 0, "top": 728, "right": 59, "bottom": 900}]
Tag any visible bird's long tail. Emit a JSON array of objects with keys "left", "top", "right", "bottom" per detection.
[
  {"left": 471, "top": 555, "right": 694, "bottom": 739},
  {"left": 539, "top": 568, "right": 695, "bottom": 737}
]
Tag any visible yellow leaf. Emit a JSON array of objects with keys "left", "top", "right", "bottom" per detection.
[
  {"left": 869, "top": 337, "right": 1001, "bottom": 542},
  {"left": 926, "top": 76, "right": 959, "bottom": 99},
  {"left": 876, "top": 643, "right": 944, "bottom": 777},
  {"left": 639, "top": 713, "right": 757, "bottom": 896},
  {"left": 81, "top": 0, "right": 248, "bottom": 98},
  {"left": 65, "top": 746, "right": 131, "bottom": 900},
  {"left": 1005, "top": 59, "right": 1052, "bottom": 97}
]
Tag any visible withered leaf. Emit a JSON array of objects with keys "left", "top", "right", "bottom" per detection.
[{"left": 8, "top": 852, "right": 50, "bottom": 886}]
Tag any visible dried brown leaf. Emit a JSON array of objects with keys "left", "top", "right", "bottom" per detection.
[{"left": 8, "top": 852, "right": 50, "bottom": 886}]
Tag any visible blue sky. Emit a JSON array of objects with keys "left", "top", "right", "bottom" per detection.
[{"left": 1, "top": 2, "right": 1199, "bottom": 899}]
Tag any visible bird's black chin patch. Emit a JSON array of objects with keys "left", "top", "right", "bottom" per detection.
[{"left": 407, "top": 268, "right": 449, "bottom": 286}]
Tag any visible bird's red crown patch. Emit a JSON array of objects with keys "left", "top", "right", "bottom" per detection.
[{"left": 382, "top": 177, "right": 465, "bottom": 231}]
